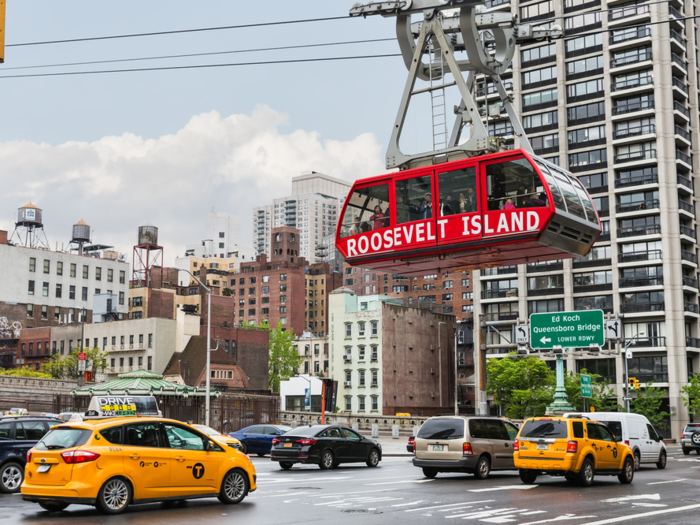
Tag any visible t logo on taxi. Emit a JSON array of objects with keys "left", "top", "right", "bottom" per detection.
[{"left": 193, "top": 463, "right": 205, "bottom": 479}]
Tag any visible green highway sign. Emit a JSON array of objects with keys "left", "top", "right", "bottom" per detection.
[
  {"left": 581, "top": 374, "right": 592, "bottom": 398},
  {"left": 529, "top": 310, "right": 605, "bottom": 350}
]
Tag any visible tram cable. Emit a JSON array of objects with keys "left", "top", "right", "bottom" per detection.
[
  {"left": 0, "top": 53, "right": 402, "bottom": 79},
  {"left": 0, "top": 38, "right": 396, "bottom": 71}
]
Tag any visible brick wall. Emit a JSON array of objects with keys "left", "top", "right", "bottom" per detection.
[
  {"left": 146, "top": 289, "right": 175, "bottom": 319},
  {"left": 0, "top": 301, "right": 93, "bottom": 330},
  {"left": 205, "top": 326, "right": 270, "bottom": 390}
]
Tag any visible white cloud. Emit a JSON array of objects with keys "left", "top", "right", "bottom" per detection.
[{"left": 0, "top": 105, "right": 385, "bottom": 265}]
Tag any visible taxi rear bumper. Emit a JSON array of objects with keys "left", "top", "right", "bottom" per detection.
[
  {"left": 515, "top": 455, "right": 576, "bottom": 473},
  {"left": 23, "top": 494, "right": 96, "bottom": 506}
]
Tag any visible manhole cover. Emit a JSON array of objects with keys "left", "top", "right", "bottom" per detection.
[
  {"left": 290, "top": 487, "right": 321, "bottom": 490},
  {"left": 342, "top": 510, "right": 383, "bottom": 515}
]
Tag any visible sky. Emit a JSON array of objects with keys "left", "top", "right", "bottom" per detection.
[{"left": 0, "top": 0, "right": 455, "bottom": 263}]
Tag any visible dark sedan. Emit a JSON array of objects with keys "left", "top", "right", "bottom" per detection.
[
  {"left": 271, "top": 424, "right": 382, "bottom": 470},
  {"left": 228, "top": 424, "right": 292, "bottom": 456}
]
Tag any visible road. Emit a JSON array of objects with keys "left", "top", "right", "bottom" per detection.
[{"left": 4, "top": 446, "right": 700, "bottom": 524}]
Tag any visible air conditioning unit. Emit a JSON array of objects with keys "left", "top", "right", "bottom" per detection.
[
  {"left": 344, "top": 381, "right": 352, "bottom": 387},
  {"left": 343, "top": 355, "right": 352, "bottom": 361}
]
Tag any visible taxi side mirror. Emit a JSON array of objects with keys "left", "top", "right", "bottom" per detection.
[
  {"left": 614, "top": 435, "right": 622, "bottom": 443},
  {"left": 205, "top": 440, "right": 213, "bottom": 451}
]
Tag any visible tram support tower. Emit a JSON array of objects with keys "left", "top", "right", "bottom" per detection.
[{"left": 350, "top": 0, "right": 562, "bottom": 170}]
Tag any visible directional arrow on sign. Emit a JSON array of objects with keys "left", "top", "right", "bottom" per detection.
[{"left": 540, "top": 336, "right": 551, "bottom": 344}]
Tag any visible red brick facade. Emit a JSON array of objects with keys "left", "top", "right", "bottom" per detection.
[
  {"left": 204, "top": 326, "right": 270, "bottom": 390},
  {"left": 17, "top": 327, "right": 52, "bottom": 370}
]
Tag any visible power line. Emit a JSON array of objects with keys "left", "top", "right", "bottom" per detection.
[
  {"left": 0, "top": 38, "right": 396, "bottom": 71},
  {"left": 5, "top": 16, "right": 351, "bottom": 48},
  {"left": 0, "top": 54, "right": 402, "bottom": 79}
]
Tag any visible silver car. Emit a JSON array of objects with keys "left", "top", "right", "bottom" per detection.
[{"left": 412, "top": 415, "right": 519, "bottom": 479}]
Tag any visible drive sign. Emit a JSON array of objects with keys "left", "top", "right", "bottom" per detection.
[{"left": 529, "top": 310, "right": 604, "bottom": 350}]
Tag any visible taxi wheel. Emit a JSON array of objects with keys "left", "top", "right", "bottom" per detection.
[
  {"left": 280, "top": 462, "right": 293, "bottom": 470},
  {"left": 518, "top": 469, "right": 537, "bottom": 485},
  {"left": 39, "top": 502, "right": 69, "bottom": 512},
  {"left": 656, "top": 450, "right": 667, "bottom": 470},
  {"left": 633, "top": 451, "right": 641, "bottom": 471},
  {"left": 319, "top": 450, "right": 334, "bottom": 470},
  {"left": 577, "top": 458, "right": 595, "bottom": 487},
  {"left": 96, "top": 477, "right": 132, "bottom": 515},
  {"left": 618, "top": 456, "right": 634, "bottom": 484},
  {"left": 366, "top": 449, "right": 380, "bottom": 468},
  {"left": 0, "top": 462, "right": 23, "bottom": 494},
  {"left": 565, "top": 474, "right": 577, "bottom": 484},
  {"left": 218, "top": 469, "right": 249, "bottom": 504},
  {"left": 473, "top": 456, "right": 491, "bottom": 480}
]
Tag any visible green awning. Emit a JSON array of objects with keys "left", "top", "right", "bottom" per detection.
[{"left": 71, "top": 369, "right": 220, "bottom": 398}]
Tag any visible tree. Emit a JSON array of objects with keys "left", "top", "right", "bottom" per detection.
[
  {"left": 268, "top": 321, "right": 301, "bottom": 392},
  {"left": 43, "top": 344, "right": 108, "bottom": 380},
  {"left": 486, "top": 356, "right": 555, "bottom": 419},
  {"left": 564, "top": 369, "right": 622, "bottom": 413},
  {"left": 681, "top": 374, "right": 700, "bottom": 419},
  {"left": 632, "top": 383, "right": 670, "bottom": 429},
  {"left": 222, "top": 287, "right": 233, "bottom": 297}
]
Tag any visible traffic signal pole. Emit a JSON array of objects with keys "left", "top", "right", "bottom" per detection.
[
  {"left": 624, "top": 348, "right": 630, "bottom": 413},
  {"left": 0, "top": 1, "right": 6, "bottom": 64}
]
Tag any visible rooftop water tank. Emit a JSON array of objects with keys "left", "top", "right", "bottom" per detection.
[
  {"left": 72, "top": 220, "right": 91, "bottom": 243},
  {"left": 16, "top": 202, "right": 43, "bottom": 226},
  {"left": 138, "top": 224, "right": 159, "bottom": 246}
]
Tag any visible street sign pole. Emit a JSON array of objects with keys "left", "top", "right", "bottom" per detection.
[{"left": 546, "top": 349, "right": 575, "bottom": 414}]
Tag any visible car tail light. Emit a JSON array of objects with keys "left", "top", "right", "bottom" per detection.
[
  {"left": 682, "top": 433, "right": 686, "bottom": 439},
  {"left": 513, "top": 441, "right": 519, "bottom": 452},
  {"left": 413, "top": 441, "right": 416, "bottom": 453},
  {"left": 26, "top": 450, "right": 32, "bottom": 463},
  {"left": 625, "top": 440, "right": 630, "bottom": 446},
  {"left": 61, "top": 450, "right": 100, "bottom": 464},
  {"left": 567, "top": 441, "right": 578, "bottom": 454},
  {"left": 298, "top": 439, "right": 316, "bottom": 446},
  {"left": 272, "top": 439, "right": 280, "bottom": 445},
  {"left": 463, "top": 443, "right": 473, "bottom": 456}
]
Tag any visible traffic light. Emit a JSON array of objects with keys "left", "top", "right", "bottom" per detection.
[
  {"left": 0, "top": 0, "right": 5, "bottom": 64},
  {"left": 628, "top": 377, "right": 640, "bottom": 391}
]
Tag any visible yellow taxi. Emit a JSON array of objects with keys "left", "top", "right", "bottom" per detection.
[
  {"left": 192, "top": 424, "right": 243, "bottom": 451},
  {"left": 514, "top": 416, "right": 635, "bottom": 487},
  {"left": 21, "top": 396, "right": 256, "bottom": 514}
]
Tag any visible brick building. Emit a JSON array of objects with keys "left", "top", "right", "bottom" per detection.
[{"left": 205, "top": 325, "right": 270, "bottom": 390}]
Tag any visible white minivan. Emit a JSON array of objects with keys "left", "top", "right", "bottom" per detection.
[{"left": 564, "top": 412, "right": 666, "bottom": 470}]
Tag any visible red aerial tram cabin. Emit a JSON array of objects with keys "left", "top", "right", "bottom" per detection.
[{"left": 335, "top": 149, "right": 601, "bottom": 276}]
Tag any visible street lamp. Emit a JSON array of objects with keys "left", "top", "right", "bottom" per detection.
[
  {"left": 172, "top": 265, "right": 212, "bottom": 427},
  {"left": 624, "top": 331, "right": 645, "bottom": 413}
]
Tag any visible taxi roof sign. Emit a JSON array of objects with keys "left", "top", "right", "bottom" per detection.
[{"left": 84, "top": 395, "right": 161, "bottom": 419}]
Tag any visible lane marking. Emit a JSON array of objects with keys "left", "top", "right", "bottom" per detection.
[
  {"left": 647, "top": 478, "right": 687, "bottom": 485},
  {"left": 391, "top": 500, "right": 426, "bottom": 507},
  {"left": 319, "top": 488, "right": 399, "bottom": 498},
  {"left": 405, "top": 500, "right": 495, "bottom": 512},
  {"left": 521, "top": 514, "right": 596, "bottom": 525},
  {"left": 365, "top": 479, "right": 435, "bottom": 486},
  {"left": 446, "top": 507, "right": 519, "bottom": 519},
  {"left": 469, "top": 485, "right": 539, "bottom": 493},
  {"left": 602, "top": 494, "right": 660, "bottom": 503},
  {"left": 630, "top": 503, "right": 666, "bottom": 508},
  {"left": 582, "top": 503, "right": 700, "bottom": 524}
]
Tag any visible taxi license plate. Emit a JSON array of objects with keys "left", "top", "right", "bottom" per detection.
[
  {"left": 537, "top": 444, "right": 548, "bottom": 450},
  {"left": 284, "top": 443, "right": 293, "bottom": 448},
  {"left": 37, "top": 464, "right": 51, "bottom": 473},
  {"left": 432, "top": 445, "right": 444, "bottom": 451}
]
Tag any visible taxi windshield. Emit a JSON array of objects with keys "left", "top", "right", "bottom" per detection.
[
  {"left": 35, "top": 428, "right": 92, "bottom": 450},
  {"left": 520, "top": 420, "right": 568, "bottom": 439}
]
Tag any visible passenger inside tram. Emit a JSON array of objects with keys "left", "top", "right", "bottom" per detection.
[
  {"left": 438, "top": 166, "right": 478, "bottom": 217},
  {"left": 340, "top": 183, "right": 392, "bottom": 238},
  {"left": 395, "top": 175, "right": 432, "bottom": 224},
  {"left": 486, "top": 158, "right": 547, "bottom": 211}
]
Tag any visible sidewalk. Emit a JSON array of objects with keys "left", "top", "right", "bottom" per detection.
[{"left": 375, "top": 435, "right": 414, "bottom": 457}]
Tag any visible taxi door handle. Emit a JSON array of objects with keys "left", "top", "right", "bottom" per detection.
[
  {"left": 129, "top": 454, "right": 141, "bottom": 460},
  {"left": 175, "top": 455, "right": 187, "bottom": 462},
  {"left": 606, "top": 445, "right": 612, "bottom": 448}
]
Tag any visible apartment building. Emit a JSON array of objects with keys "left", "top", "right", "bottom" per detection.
[
  {"left": 473, "top": 0, "right": 699, "bottom": 438},
  {"left": 294, "top": 333, "right": 330, "bottom": 376},
  {"left": 183, "top": 211, "right": 254, "bottom": 262},
  {"left": 0, "top": 234, "right": 130, "bottom": 329},
  {"left": 329, "top": 289, "right": 456, "bottom": 416},
  {"left": 252, "top": 172, "right": 350, "bottom": 262}
]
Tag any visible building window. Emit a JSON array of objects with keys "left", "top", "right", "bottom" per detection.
[
  {"left": 359, "top": 370, "right": 366, "bottom": 386},
  {"left": 119, "top": 271, "right": 125, "bottom": 284},
  {"left": 96, "top": 267, "right": 102, "bottom": 281},
  {"left": 43, "top": 260, "right": 50, "bottom": 274},
  {"left": 28, "top": 280, "right": 35, "bottom": 295},
  {"left": 57, "top": 261, "right": 63, "bottom": 276},
  {"left": 148, "top": 356, "right": 152, "bottom": 370},
  {"left": 107, "top": 268, "right": 113, "bottom": 282},
  {"left": 41, "top": 305, "right": 48, "bottom": 319},
  {"left": 371, "top": 322, "right": 378, "bottom": 336},
  {"left": 110, "top": 358, "right": 115, "bottom": 368},
  {"left": 70, "top": 263, "right": 77, "bottom": 278},
  {"left": 82, "top": 265, "right": 89, "bottom": 279},
  {"left": 371, "top": 396, "right": 378, "bottom": 411},
  {"left": 29, "top": 258, "right": 36, "bottom": 272},
  {"left": 82, "top": 287, "right": 88, "bottom": 301},
  {"left": 371, "top": 370, "right": 378, "bottom": 387},
  {"left": 345, "top": 396, "right": 352, "bottom": 411},
  {"left": 358, "top": 322, "right": 365, "bottom": 336},
  {"left": 54, "top": 307, "right": 60, "bottom": 321},
  {"left": 42, "top": 282, "right": 49, "bottom": 297},
  {"left": 358, "top": 396, "right": 366, "bottom": 411},
  {"left": 280, "top": 274, "right": 287, "bottom": 281},
  {"left": 119, "top": 292, "right": 125, "bottom": 305},
  {"left": 371, "top": 346, "right": 378, "bottom": 360},
  {"left": 148, "top": 334, "right": 153, "bottom": 348},
  {"left": 345, "top": 324, "right": 352, "bottom": 337}
]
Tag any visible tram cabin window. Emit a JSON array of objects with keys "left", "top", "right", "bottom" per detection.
[
  {"left": 395, "top": 175, "right": 433, "bottom": 224},
  {"left": 438, "top": 167, "right": 478, "bottom": 217},
  {"left": 341, "top": 183, "right": 391, "bottom": 238},
  {"left": 486, "top": 158, "right": 546, "bottom": 211}
]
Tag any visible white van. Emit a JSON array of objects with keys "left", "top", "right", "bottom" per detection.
[{"left": 564, "top": 412, "right": 666, "bottom": 470}]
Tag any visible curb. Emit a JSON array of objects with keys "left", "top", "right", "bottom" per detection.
[{"left": 383, "top": 453, "right": 414, "bottom": 457}]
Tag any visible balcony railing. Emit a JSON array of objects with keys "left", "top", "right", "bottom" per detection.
[
  {"left": 610, "top": 50, "right": 652, "bottom": 68},
  {"left": 615, "top": 173, "right": 658, "bottom": 188},
  {"left": 631, "top": 373, "right": 669, "bottom": 383},
  {"left": 670, "top": 6, "right": 684, "bottom": 19},
  {"left": 681, "top": 225, "right": 696, "bottom": 239},
  {"left": 482, "top": 288, "right": 519, "bottom": 299},
  {"left": 679, "top": 200, "right": 694, "bottom": 213},
  {"left": 682, "top": 250, "right": 697, "bottom": 263},
  {"left": 483, "top": 312, "right": 519, "bottom": 322},
  {"left": 619, "top": 276, "right": 664, "bottom": 287},
  {"left": 617, "top": 224, "right": 661, "bottom": 238},
  {"left": 613, "top": 123, "right": 655, "bottom": 139},
  {"left": 481, "top": 266, "right": 517, "bottom": 276},
  {"left": 676, "top": 126, "right": 691, "bottom": 142},
  {"left": 674, "top": 101, "right": 690, "bottom": 117},
  {"left": 686, "top": 303, "right": 699, "bottom": 313},
  {"left": 684, "top": 276, "right": 699, "bottom": 288},
  {"left": 677, "top": 150, "right": 692, "bottom": 164},
  {"left": 526, "top": 261, "right": 564, "bottom": 273},
  {"left": 673, "top": 77, "right": 689, "bottom": 94},
  {"left": 620, "top": 302, "right": 664, "bottom": 313},
  {"left": 618, "top": 249, "right": 663, "bottom": 262},
  {"left": 528, "top": 287, "right": 565, "bottom": 297},
  {"left": 564, "top": 0, "right": 600, "bottom": 13},
  {"left": 612, "top": 99, "right": 654, "bottom": 115},
  {"left": 633, "top": 336, "right": 666, "bottom": 348},
  {"left": 573, "top": 283, "right": 614, "bottom": 293},
  {"left": 611, "top": 3, "right": 650, "bottom": 20},
  {"left": 573, "top": 257, "right": 612, "bottom": 268},
  {"left": 614, "top": 149, "right": 656, "bottom": 164},
  {"left": 609, "top": 27, "right": 651, "bottom": 45},
  {"left": 484, "top": 0, "right": 510, "bottom": 7},
  {"left": 616, "top": 199, "right": 659, "bottom": 213},
  {"left": 687, "top": 337, "right": 700, "bottom": 348},
  {"left": 611, "top": 75, "right": 653, "bottom": 93},
  {"left": 671, "top": 53, "right": 688, "bottom": 71}
]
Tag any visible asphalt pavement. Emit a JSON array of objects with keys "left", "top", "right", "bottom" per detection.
[{"left": 4, "top": 446, "right": 700, "bottom": 524}]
